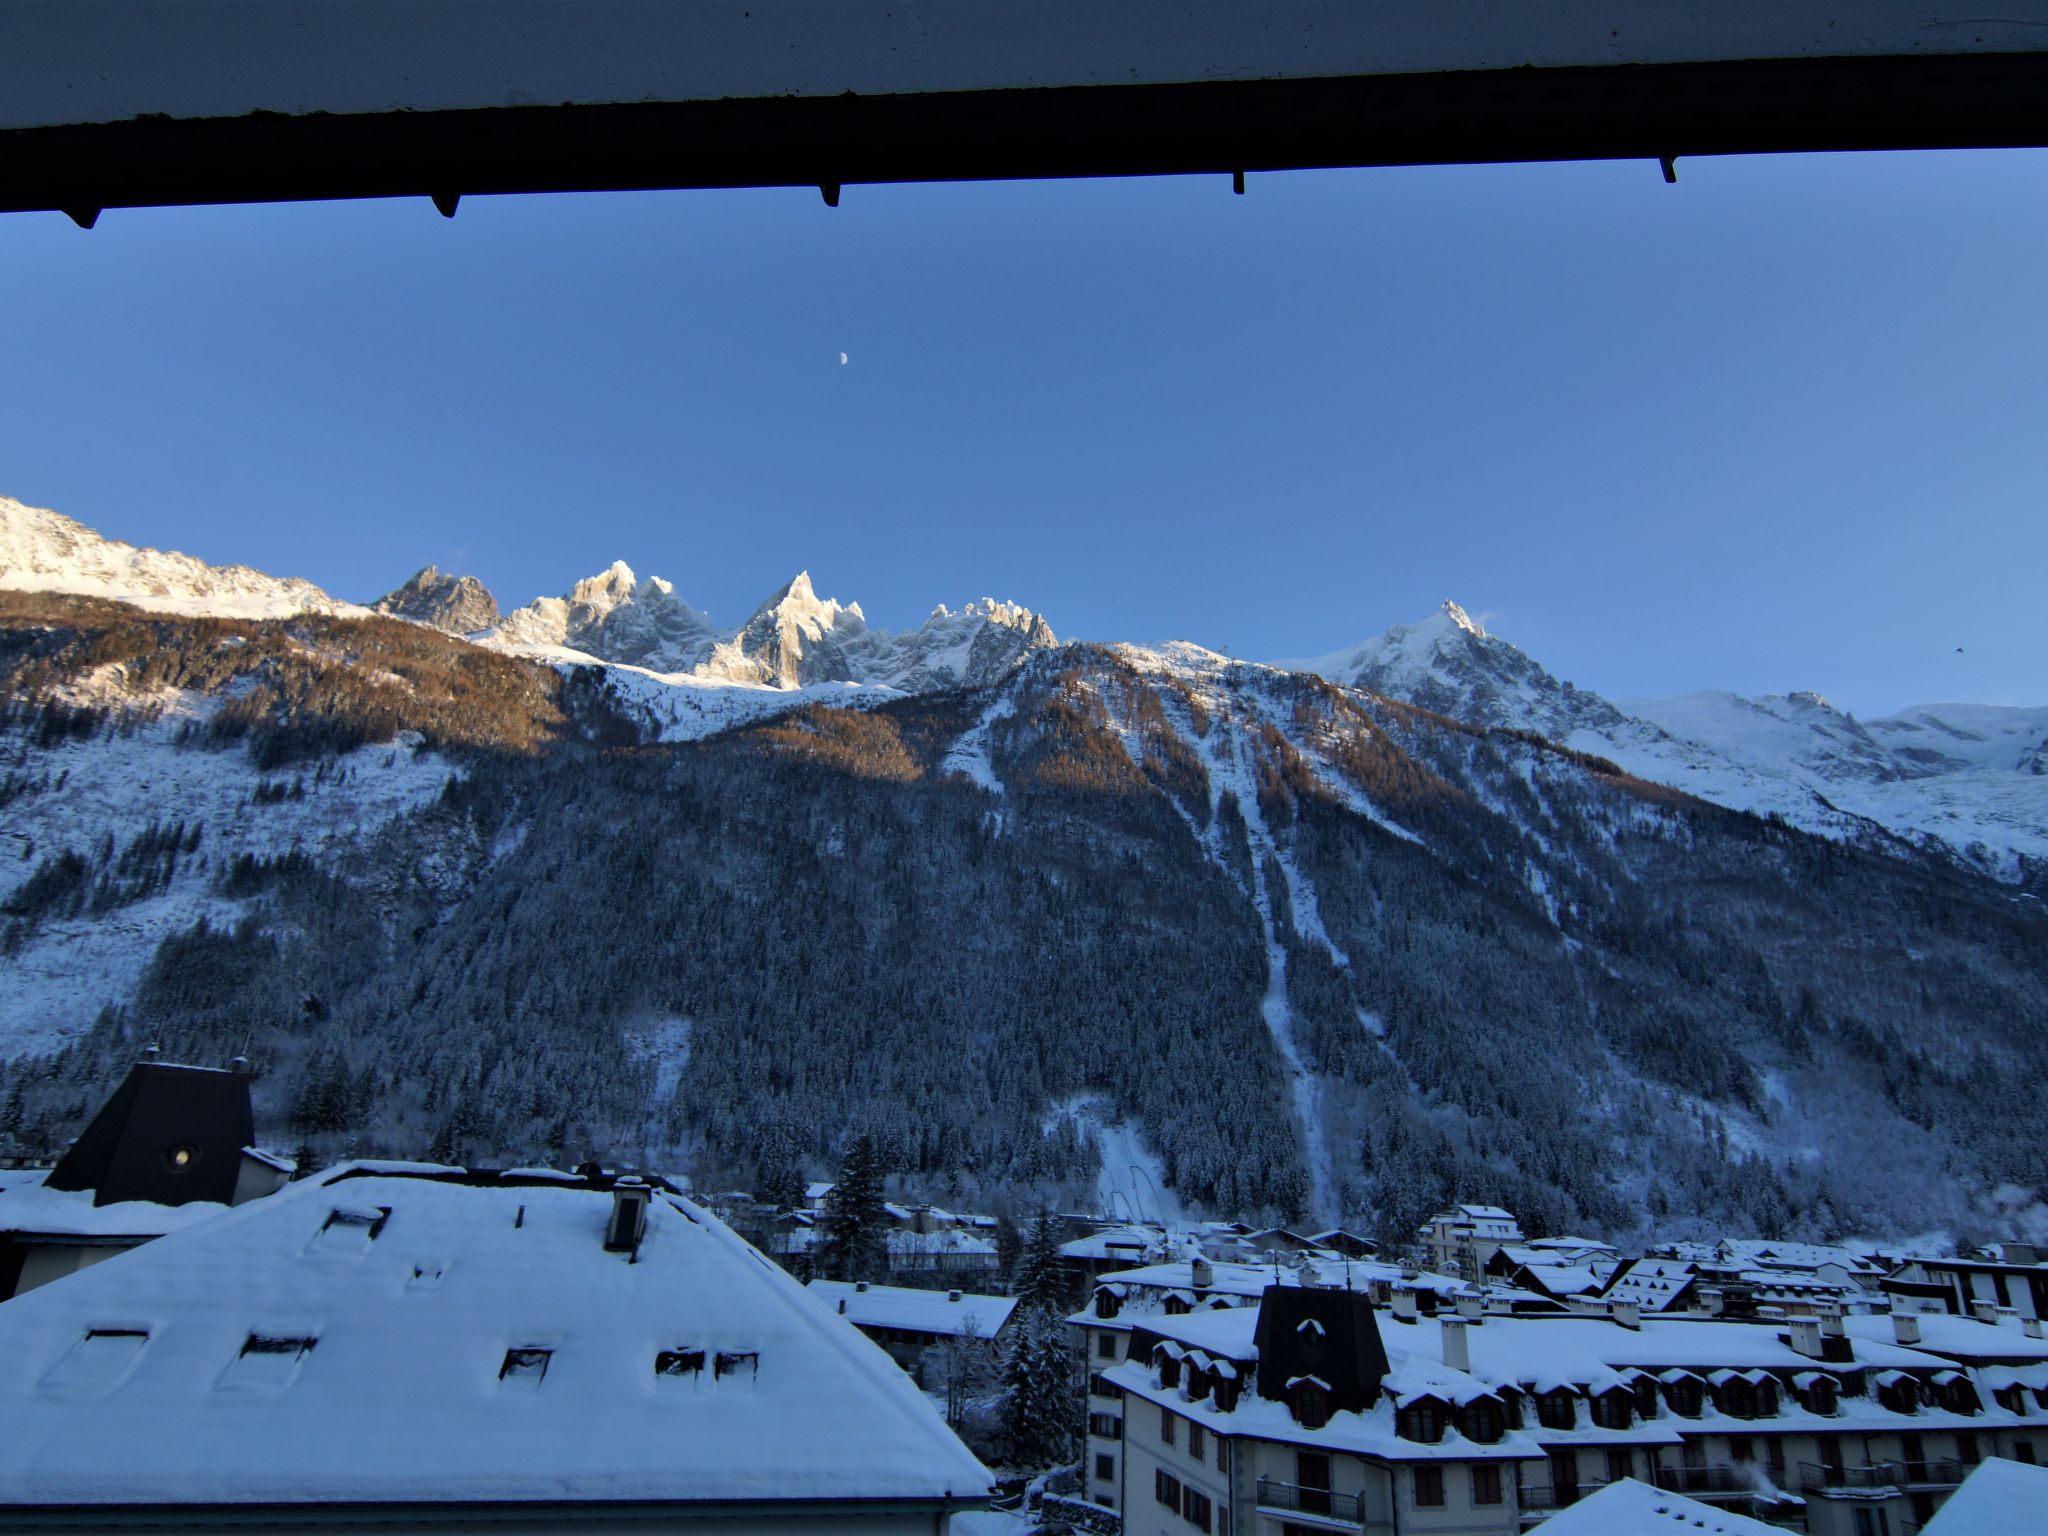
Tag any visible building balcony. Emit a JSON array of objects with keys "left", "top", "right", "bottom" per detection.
[
  {"left": 1518, "top": 1481, "right": 1609, "bottom": 1511},
  {"left": 1255, "top": 1477, "right": 1364, "bottom": 1526},
  {"left": 1897, "top": 1459, "right": 1965, "bottom": 1488},
  {"left": 1799, "top": 1461, "right": 1902, "bottom": 1494},
  {"left": 1654, "top": 1466, "right": 1760, "bottom": 1496}
]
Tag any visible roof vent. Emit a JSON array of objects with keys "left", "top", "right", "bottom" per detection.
[
  {"left": 855, "top": 1279, "right": 869, "bottom": 1292},
  {"left": 948, "top": 1289, "right": 962, "bottom": 1302},
  {"left": 1893, "top": 1313, "right": 1923, "bottom": 1346},
  {"left": 606, "top": 1177, "right": 650, "bottom": 1254}
]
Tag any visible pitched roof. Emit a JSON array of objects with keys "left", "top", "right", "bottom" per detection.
[
  {"left": 1529, "top": 1477, "right": 1783, "bottom": 1535},
  {"left": 808, "top": 1280, "right": 1017, "bottom": 1339},
  {"left": 45, "top": 1060, "right": 254, "bottom": 1207},
  {"left": 1923, "top": 1457, "right": 2048, "bottom": 1534},
  {"left": 0, "top": 1163, "right": 991, "bottom": 1510}
]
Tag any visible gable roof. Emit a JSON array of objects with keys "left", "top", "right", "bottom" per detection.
[
  {"left": 1529, "top": 1477, "right": 1783, "bottom": 1534},
  {"left": 1252, "top": 1284, "right": 1390, "bottom": 1415},
  {"left": 0, "top": 1163, "right": 990, "bottom": 1511},
  {"left": 808, "top": 1280, "right": 1016, "bottom": 1339},
  {"left": 45, "top": 1060, "right": 253, "bottom": 1208},
  {"left": 1923, "top": 1457, "right": 2048, "bottom": 1535}
]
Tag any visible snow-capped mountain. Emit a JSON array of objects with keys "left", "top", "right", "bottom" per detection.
[
  {"left": 1282, "top": 602, "right": 2048, "bottom": 881},
  {"left": 484, "top": 563, "right": 1057, "bottom": 692},
  {"left": 371, "top": 566, "right": 499, "bottom": 634},
  {"left": 0, "top": 496, "right": 366, "bottom": 620}
]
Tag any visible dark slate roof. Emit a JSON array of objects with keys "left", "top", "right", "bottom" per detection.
[
  {"left": 45, "top": 1062, "right": 254, "bottom": 1208},
  {"left": 1252, "top": 1283, "right": 1391, "bottom": 1415}
]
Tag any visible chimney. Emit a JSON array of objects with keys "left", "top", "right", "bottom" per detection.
[
  {"left": 1442, "top": 1317, "right": 1471, "bottom": 1373},
  {"left": 1893, "top": 1314, "right": 1923, "bottom": 1346},
  {"left": 1789, "top": 1318, "right": 1824, "bottom": 1359},
  {"left": 1611, "top": 1301, "right": 1642, "bottom": 1331},
  {"left": 2025, "top": 1318, "right": 2044, "bottom": 1340},
  {"left": 1391, "top": 1290, "right": 1419, "bottom": 1323},
  {"left": 948, "top": 1289, "right": 962, "bottom": 1302},
  {"left": 604, "top": 1176, "right": 650, "bottom": 1253},
  {"left": 1696, "top": 1286, "right": 1725, "bottom": 1317},
  {"left": 1191, "top": 1256, "right": 1214, "bottom": 1291},
  {"left": 230, "top": 1055, "right": 250, "bottom": 1075},
  {"left": 143, "top": 1044, "right": 161, "bottom": 1062},
  {"left": 1455, "top": 1293, "right": 1482, "bottom": 1320},
  {"left": 855, "top": 1279, "right": 869, "bottom": 1292},
  {"left": 837, "top": 1298, "right": 847, "bottom": 1314},
  {"left": 1973, "top": 1300, "right": 2000, "bottom": 1324}
]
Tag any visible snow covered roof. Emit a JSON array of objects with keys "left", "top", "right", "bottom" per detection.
[
  {"left": 1718, "top": 1239, "right": 1881, "bottom": 1275},
  {"left": 807, "top": 1280, "right": 1016, "bottom": 1340},
  {"left": 241, "top": 1146, "right": 297, "bottom": 1175},
  {"left": 1845, "top": 1312, "right": 2048, "bottom": 1364},
  {"left": 1923, "top": 1456, "right": 2048, "bottom": 1535},
  {"left": 0, "top": 1169, "right": 229, "bottom": 1241},
  {"left": 1528, "top": 1476, "right": 1784, "bottom": 1535},
  {"left": 0, "top": 1164, "right": 991, "bottom": 1510}
]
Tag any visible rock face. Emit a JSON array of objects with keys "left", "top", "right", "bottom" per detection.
[
  {"left": 370, "top": 566, "right": 500, "bottom": 634},
  {"left": 486, "top": 565, "right": 1058, "bottom": 691}
]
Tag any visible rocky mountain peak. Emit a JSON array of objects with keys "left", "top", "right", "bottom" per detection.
[{"left": 371, "top": 566, "right": 500, "bottom": 634}]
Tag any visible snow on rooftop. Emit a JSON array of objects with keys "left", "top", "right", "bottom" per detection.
[
  {"left": 1923, "top": 1456, "right": 2048, "bottom": 1534},
  {"left": 1529, "top": 1476, "right": 1784, "bottom": 1535},
  {"left": 1845, "top": 1312, "right": 2048, "bottom": 1362},
  {"left": 0, "top": 1169, "right": 229, "bottom": 1240},
  {"left": 0, "top": 1165, "right": 990, "bottom": 1508},
  {"left": 807, "top": 1280, "right": 1016, "bottom": 1340}
]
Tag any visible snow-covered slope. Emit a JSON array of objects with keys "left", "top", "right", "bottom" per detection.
[
  {"left": 486, "top": 563, "right": 1056, "bottom": 696},
  {"left": 1281, "top": 603, "right": 2048, "bottom": 880},
  {"left": 0, "top": 496, "right": 366, "bottom": 620}
]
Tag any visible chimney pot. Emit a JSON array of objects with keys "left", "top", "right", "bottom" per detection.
[
  {"left": 230, "top": 1055, "right": 249, "bottom": 1075},
  {"left": 1893, "top": 1313, "right": 1923, "bottom": 1346},
  {"left": 855, "top": 1279, "right": 868, "bottom": 1292},
  {"left": 948, "top": 1289, "right": 962, "bottom": 1302},
  {"left": 2024, "top": 1318, "right": 2044, "bottom": 1340},
  {"left": 604, "top": 1178, "right": 650, "bottom": 1253},
  {"left": 1973, "top": 1300, "right": 2000, "bottom": 1324},
  {"left": 1391, "top": 1290, "right": 1418, "bottom": 1323},
  {"left": 1611, "top": 1301, "right": 1642, "bottom": 1330},
  {"left": 1442, "top": 1317, "right": 1471, "bottom": 1373},
  {"left": 1790, "top": 1318, "right": 1824, "bottom": 1359}
]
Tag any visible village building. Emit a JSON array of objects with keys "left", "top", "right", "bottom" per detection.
[
  {"left": 807, "top": 1277, "right": 1017, "bottom": 1382},
  {"left": 0, "top": 1161, "right": 992, "bottom": 1531},
  {"left": 0, "top": 1056, "right": 293, "bottom": 1299},
  {"left": 1079, "top": 1273, "right": 2048, "bottom": 1536},
  {"left": 1886, "top": 1247, "right": 2048, "bottom": 1321},
  {"left": 1418, "top": 1204, "right": 1526, "bottom": 1282}
]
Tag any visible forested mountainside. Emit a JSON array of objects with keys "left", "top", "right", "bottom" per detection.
[{"left": 5, "top": 591, "right": 2046, "bottom": 1249}]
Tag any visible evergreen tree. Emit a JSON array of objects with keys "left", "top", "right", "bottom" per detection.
[
  {"left": 756, "top": 1124, "right": 806, "bottom": 1214},
  {"left": 0, "top": 1077, "right": 25, "bottom": 1140},
  {"left": 819, "top": 1132, "right": 889, "bottom": 1281},
  {"left": 1011, "top": 1211, "right": 1071, "bottom": 1310},
  {"left": 999, "top": 1306, "right": 1082, "bottom": 1471}
]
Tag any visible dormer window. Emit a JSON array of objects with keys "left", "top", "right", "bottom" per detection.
[
  {"left": 1935, "top": 1373, "right": 1980, "bottom": 1415},
  {"left": 1631, "top": 1377, "right": 1660, "bottom": 1420},
  {"left": 1537, "top": 1390, "right": 1578, "bottom": 1430},
  {"left": 1664, "top": 1378, "right": 1704, "bottom": 1418},
  {"left": 1591, "top": 1390, "right": 1633, "bottom": 1430},
  {"left": 655, "top": 1348, "right": 706, "bottom": 1379},
  {"left": 1290, "top": 1379, "right": 1330, "bottom": 1430},
  {"left": 1164, "top": 1294, "right": 1191, "bottom": 1316},
  {"left": 1155, "top": 1345, "right": 1182, "bottom": 1389},
  {"left": 1397, "top": 1401, "right": 1446, "bottom": 1443},
  {"left": 1801, "top": 1377, "right": 1839, "bottom": 1416},
  {"left": 1095, "top": 1288, "right": 1123, "bottom": 1320},
  {"left": 1720, "top": 1379, "right": 1758, "bottom": 1420},
  {"left": 1461, "top": 1398, "right": 1505, "bottom": 1444}
]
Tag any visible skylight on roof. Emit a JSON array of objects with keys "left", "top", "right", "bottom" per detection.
[
  {"left": 655, "top": 1348, "right": 706, "bottom": 1387},
  {"left": 42, "top": 1328, "right": 148, "bottom": 1392},
  {"left": 307, "top": 1205, "right": 391, "bottom": 1258},
  {"left": 714, "top": 1350, "right": 758, "bottom": 1386},
  {"left": 499, "top": 1347, "right": 552, "bottom": 1391},
  {"left": 220, "top": 1334, "right": 316, "bottom": 1391}
]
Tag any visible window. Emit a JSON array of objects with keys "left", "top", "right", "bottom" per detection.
[
  {"left": 1154, "top": 1468, "right": 1182, "bottom": 1514},
  {"left": 222, "top": 1333, "right": 318, "bottom": 1390},
  {"left": 1089, "top": 1411, "right": 1123, "bottom": 1440},
  {"left": 1666, "top": 1379, "right": 1704, "bottom": 1417},
  {"left": 1958, "top": 1431, "right": 1981, "bottom": 1466},
  {"left": 1164, "top": 1294, "right": 1191, "bottom": 1315},
  {"left": 1413, "top": 1465, "right": 1444, "bottom": 1507},
  {"left": 1098, "top": 1332, "right": 1120, "bottom": 1358},
  {"left": 2015, "top": 1441, "right": 2038, "bottom": 1465},
  {"left": 1184, "top": 1489, "right": 1213, "bottom": 1532},
  {"left": 654, "top": 1348, "right": 705, "bottom": 1378},
  {"left": 713, "top": 1349, "right": 757, "bottom": 1383},
  {"left": 42, "top": 1328, "right": 149, "bottom": 1389},
  {"left": 499, "top": 1346, "right": 552, "bottom": 1389},
  {"left": 1161, "top": 1407, "right": 1176, "bottom": 1445},
  {"left": 1296, "top": 1453, "right": 1332, "bottom": 1517},
  {"left": 1216, "top": 1432, "right": 1228, "bottom": 1471},
  {"left": 1471, "top": 1463, "right": 1502, "bottom": 1505},
  {"left": 1463, "top": 1398, "right": 1504, "bottom": 1442},
  {"left": 1095, "top": 1289, "right": 1122, "bottom": 1319},
  {"left": 1767, "top": 1439, "right": 1786, "bottom": 1475},
  {"left": 1632, "top": 1378, "right": 1660, "bottom": 1420},
  {"left": 1090, "top": 1372, "right": 1123, "bottom": 1399},
  {"left": 1095, "top": 1453, "right": 1115, "bottom": 1482},
  {"left": 1400, "top": 1401, "right": 1446, "bottom": 1442},
  {"left": 1538, "top": 1390, "right": 1578, "bottom": 1430},
  {"left": 1592, "top": 1391, "right": 1632, "bottom": 1429},
  {"left": 1292, "top": 1381, "right": 1330, "bottom": 1428},
  {"left": 1188, "top": 1422, "right": 1205, "bottom": 1459},
  {"left": 1729, "top": 1436, "right": 1753, "bottom": 1462},
  {"left": 1607, "top": 1448, "right": 1633, "bottom": 1484},
  {"left": 1853, "top": 1508, "right": 1893, "bottom": 1536}
]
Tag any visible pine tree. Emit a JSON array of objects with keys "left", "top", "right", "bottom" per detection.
[
  {"left": 756, "top": 1125, "right": 806, "bottom": 1214},
  {"left": 1011, "top": 1211, "right": 1071, "bottom": 1310},
  {"left": 999, "top": 1306, "right": 1082, "bottom": 1471},
  {"left": 819, "top": 1132, "right": 889, "bottom": 1281}
]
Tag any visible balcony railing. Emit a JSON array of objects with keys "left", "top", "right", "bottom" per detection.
[
  {"left": 1256, "top": 1477, "right": 1364, "bottom": 1524},
  {"left": 1518, "top": 1481, "right": 1609, "bottom": 1510},
  {"left": 1897, "top": 1459, "right": 1965, "bottom": 1488},
  {"left": 1655, "top": 1466, "right": 1757, "bottom": 1496},
  {"left": 1800, "top": 1462, "right": 1902, "bottom": 1493}
]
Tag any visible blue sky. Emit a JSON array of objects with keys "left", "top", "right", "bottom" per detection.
[{"left": 2, "top": 148, "right": 2043, "bottom": 716}]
